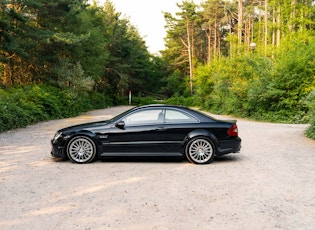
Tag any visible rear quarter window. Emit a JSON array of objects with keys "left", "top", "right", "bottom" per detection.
[{"left": 165, "top": 109, "right": 198, "bottom": 123}]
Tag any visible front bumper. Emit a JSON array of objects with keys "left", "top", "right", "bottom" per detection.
[
  {"left": 50, "top": 131, "right": 70, "bottom": 159},
  {"left": 51, "top": 141, "right": 67, "bottom": 159}
]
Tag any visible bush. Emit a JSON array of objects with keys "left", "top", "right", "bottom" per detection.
[
  {"left": 131, "top": 96, "right": 156, "bottom": 106},
  {"left": 305, "top": 90, "right": 315, "bottom": 139},
  {"left": 164, "top": 96, "right": 197, "bottom": 107},
  {"left": 192, "top": 35, "right": 315, "bottom": 124},
  {"left": 305, "top": 123, "right": 315, "bottom": 139},
  {"left": 0, "top": 84, "right": 113, "bottom": 132}
]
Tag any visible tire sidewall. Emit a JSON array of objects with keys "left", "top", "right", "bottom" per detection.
[
  {"left": 67, "top": 136, "right": 97, "bottom": 163},
  {"left": 185, "top": 137, "right": 215, "bottom": 164}
]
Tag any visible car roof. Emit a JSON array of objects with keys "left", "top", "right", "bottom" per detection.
[
  {"left": 136, "top": 104, "right": 184, "bottom": 109},
  {"left": 135, "top": 104, "right": 193, "bottom": 112},
  {"left": 133, "top": 104, "right": 215, "bottom": 122}
]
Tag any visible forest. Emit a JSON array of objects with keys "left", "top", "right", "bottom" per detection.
[{"left": 0, "top": 0, "right": 315, "bottom": 138}]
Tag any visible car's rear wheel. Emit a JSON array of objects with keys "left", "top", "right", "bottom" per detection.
[
  {"left": 185, "top": 137, "right": 215, "bottom": 164},
  {"left": 67, "top": 136, "right": 96, "bottom": 163}
]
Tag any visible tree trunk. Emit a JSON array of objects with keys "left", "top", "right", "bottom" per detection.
[
  {"left": 214, "top": 14, "right": 217, "bottom": 59},
  {"left": 264, "top": 0, "right": 268, "bottom": 55},
  {"left": 276, "top": 3, "right": 281, "bottom": 47},
  {"left": 245, "top": 17, "right": 251, "bottom": 48},
  {"left": 207, "top": 27, "right": 212, "bottom": 65},
  {"left": 186, "top": 18, "right": 193, "bottom": 95},
  {"left": 2, "top": 63, "right": 10, "bottom": 85},
  {"left": 272, "top": 6, "right": 276, "bottom": 47},
  {"left": 238, "top": 0, "right": 243, "bottom": 46},
  {"left": 290, "top": 0, "right": 297, "bottom": 32}
]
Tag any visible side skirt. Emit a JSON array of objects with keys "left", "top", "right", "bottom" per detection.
[{"left": 100, "top": 152, "right": 183, "bottom": 157}]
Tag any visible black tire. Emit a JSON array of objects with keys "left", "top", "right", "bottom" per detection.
[
  {"left": 67, "top": 136, "right": 96, "bottom": 163},
  {"left": 185, "top": 137, "right": 215, "bottom": 164}
]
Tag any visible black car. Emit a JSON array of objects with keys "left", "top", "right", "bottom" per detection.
[{"left": 51, "top": 104, "right": 241, "bottom": 164}]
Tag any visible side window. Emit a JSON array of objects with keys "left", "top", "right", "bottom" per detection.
[
  {"left": 165, "top": 109, "right": 198, "bottom": 123},
  {"left": 122, "top": 109, "right": 164, "bottom": 125}
]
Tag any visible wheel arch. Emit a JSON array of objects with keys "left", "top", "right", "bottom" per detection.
[
  {"left": 182, "top": 129, "right": 219, "bottom": 151},
  {"left": 65, "top": 130, "right": 103, "bottom": 156}
]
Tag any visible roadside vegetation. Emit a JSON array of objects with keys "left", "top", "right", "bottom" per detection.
[
  {"left": 0, "top": 85, "right": 112, "bottom": 132},
  {"left": 1, "top": 0, "right": 314, "bottom": 138}
]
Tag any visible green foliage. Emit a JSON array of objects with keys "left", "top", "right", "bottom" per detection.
[
  {"left": 164, "top": 96, "right": 197, "bottom": 107},
  {"left": 305, "top": 90, "right": 315, "bottom": 139},
  {"left": 194, "top": 57, "right": 252, "bottom": 115},
  {"left": 161, "top": 0, "right": 315, "bottom": 139},
  {"left": 130, "top": 96, "right": 156, "bottom": 106},
  {"left": 54, "top": 60, "right": 95, "bottom": 91},
  {"left": 246, "top": 34, "right": 315, "bottom": 123},
  {"left": 0, "top": 0, "right": 166, "bottom": 98},
  {"left": 2, "top": 0, "right": 315, "bottom": 142},
  {"left": 161, "top": 70, "right": 190, "bottom": 97},
  {"left": 191, "top": 32, "right": 315, "bottom": 126},
  {"left": 0, "top": 85, "right": 113, "bottom": 132},
  {"left": 115, "top": 95, "right": 156, "bottom": 106},
  {"left": 306, "top": 122, "right": 315, "bottom": 139}
]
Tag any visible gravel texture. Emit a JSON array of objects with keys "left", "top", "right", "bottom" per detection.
[{"left": 1, "top": 106, "right": 315, "bottom": 230}]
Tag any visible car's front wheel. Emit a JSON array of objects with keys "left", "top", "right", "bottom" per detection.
[
  {"left": 185, "top": 137, "right": 215, "bottom": 164},
  {"left": 67, "top": 136, "right": 96, "bottom": 163}
]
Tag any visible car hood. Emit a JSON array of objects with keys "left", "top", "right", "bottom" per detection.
[{"left": 59, "top": 121, "right": 109, "bottom": 133}]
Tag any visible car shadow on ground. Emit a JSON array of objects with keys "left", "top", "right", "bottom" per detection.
[
  {"left": 100, "top": 156, "right": 184, "bottom": 164},
  {"left": 213, "top": 154, "right": 241, "bottom": 164},
  {"left": 51, "top": 155, "right": 242, "bottom": 164},
  {"left": 100, "top": 155, "right": 242, "bottom": 164}
]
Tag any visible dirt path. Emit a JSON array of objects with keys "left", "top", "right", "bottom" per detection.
[{"left": 1, "top": 106, "right": 315, "bottom": 230}]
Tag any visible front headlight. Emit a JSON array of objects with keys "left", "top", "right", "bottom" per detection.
[{"left": 53, "top": 131, "right": 62, "bottom": 142}]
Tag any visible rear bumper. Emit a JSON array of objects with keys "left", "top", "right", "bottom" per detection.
[{"left": 216, "top": 137, "right": 241, "bottom": 156}]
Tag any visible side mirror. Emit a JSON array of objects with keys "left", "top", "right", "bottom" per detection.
[{"left": 115, "top": 121, "right": 125, "bottom": 129}]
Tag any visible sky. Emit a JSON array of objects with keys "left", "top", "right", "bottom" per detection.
[{"left": 96, "top": 0, "right": 202, "bottom": 54}]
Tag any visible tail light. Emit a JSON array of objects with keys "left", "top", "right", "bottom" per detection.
[{"left": 227, "top": 123, "right": 238, "bottom": 137}]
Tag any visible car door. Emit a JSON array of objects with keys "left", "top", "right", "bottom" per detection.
[{"left": 103, "top": 108, "right": 169, "bottom": 155}]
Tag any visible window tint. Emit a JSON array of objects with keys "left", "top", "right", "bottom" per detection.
[
  {"left": 165, "top": 109, "right": 198, "bottom": 123},
  {"left": 122, "top": 109, "right": 164, "bottom": 125}
]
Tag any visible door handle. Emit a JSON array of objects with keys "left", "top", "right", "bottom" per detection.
[{"left": 156, "top": 127, "right": 166, "bottom": 131}]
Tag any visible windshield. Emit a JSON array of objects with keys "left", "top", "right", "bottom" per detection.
[{"left": 108, "top": 107, "right": 136, "bottom": 123}]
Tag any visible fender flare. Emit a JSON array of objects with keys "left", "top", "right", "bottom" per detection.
[
  {"left": 182, "top": 129, "right": 219, "bottom": 151},
  {"left": 66, "top": 130, "right": 103, "bottom": 155}
]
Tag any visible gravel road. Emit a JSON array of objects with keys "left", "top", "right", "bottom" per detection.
[{"left": 1, "top": 106, "right": 315, "bottom": 230}]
